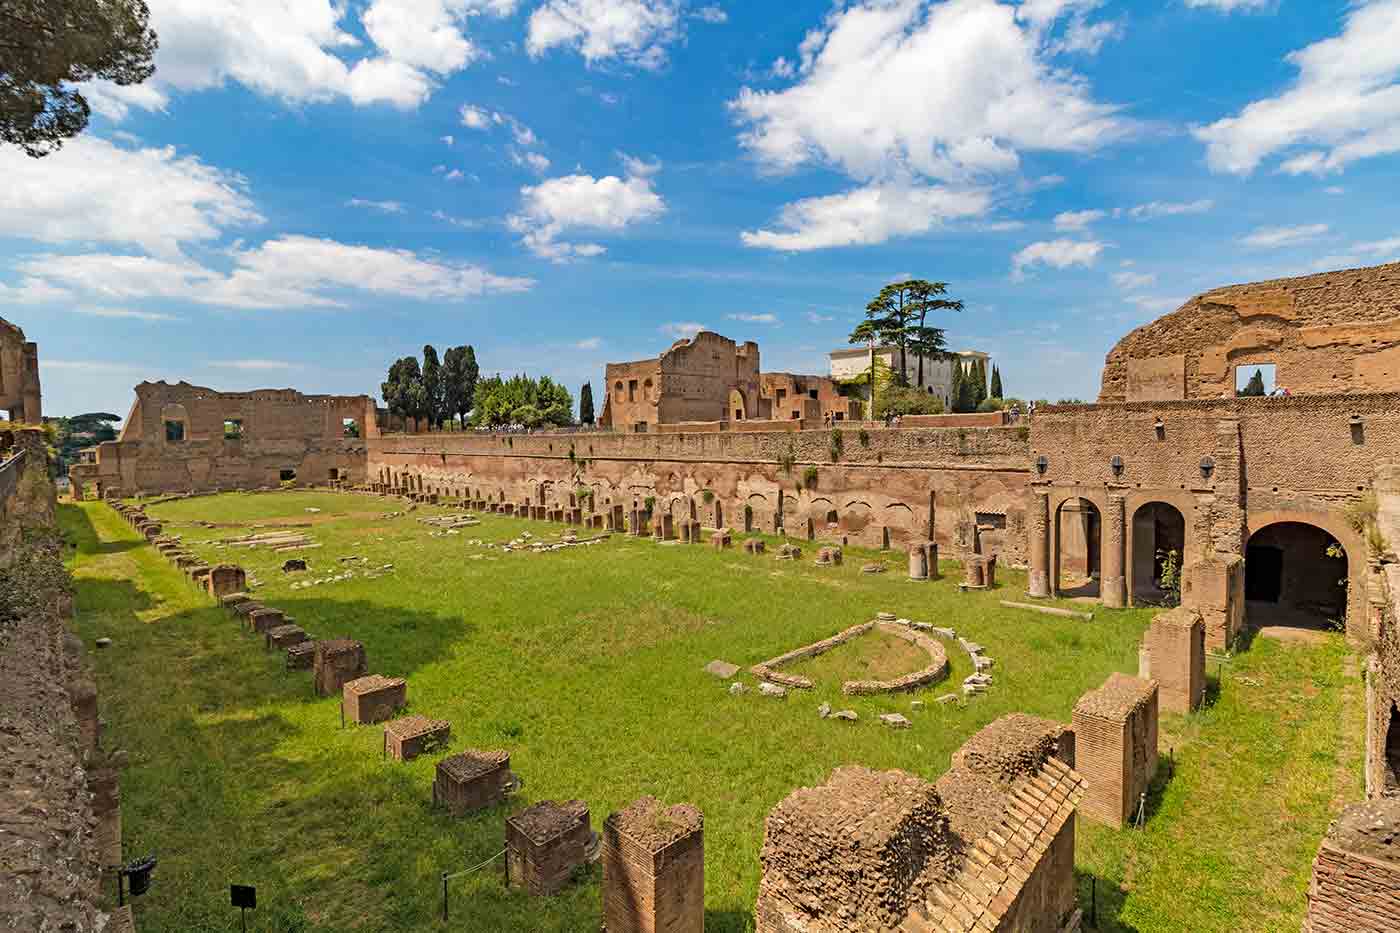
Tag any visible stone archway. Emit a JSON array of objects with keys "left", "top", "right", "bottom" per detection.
[
  {"left": 727, "top": 388, "right": 747, "bottom": 421},
  {"left": 1055, "top": 497, "right": 1101, "bottom": 598},
  {"left": 1385, "top": 702, "right": 1400, "bottom": 794},
  {"left": 1129, "top": 501, "right": 1187, "bottom": 605},
  {"left": 1244, "top": 519, "right": 1349, "bottom": 632}
]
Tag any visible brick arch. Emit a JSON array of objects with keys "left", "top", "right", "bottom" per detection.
[
  {"left": 1125, "top": 492, "right": 1199, "bottom": 606},
  {"left": 1245, "top": 508, "right": 1366, "bottom": 631},
  {"left": 1048, "top": 491, "right": 1108, "bottom": 598}
]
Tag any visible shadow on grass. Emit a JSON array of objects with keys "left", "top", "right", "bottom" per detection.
[{"left": 1075, "top": 868, "right": 1144, "bottom": 932}]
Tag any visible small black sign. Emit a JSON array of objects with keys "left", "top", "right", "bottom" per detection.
[{"left": 231, "top": 884, "right": 256, "bottom": 909}]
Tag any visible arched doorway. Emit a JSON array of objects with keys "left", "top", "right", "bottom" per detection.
[
  {"left": 1055, "top": 497, "right": 1101, "bottom": 597},
  {"left": 727, "top": 388, "right": 747, "bottom": 421},
  {"left": 1385, "top": 702, "right": 1400, "bottom": 794},
  {"left": 1130, "top": 502, "right": 1186, "bottom": 605},
  {"left": 1244, "top": 521, "right": 1347, "bottom": 631}
]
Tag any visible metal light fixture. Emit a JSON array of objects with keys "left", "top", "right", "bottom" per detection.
[
  {"left": 1350, "top": 414, "right": 1363, "bottom": 426},
  {"left": 1153, "top": 417, "right": 1165, "bottom": 438},
  {"left": 118, "top": 855, "right": 157, "bottom": 906},
  {"left": 1200, "top": 456, "right": 1215, "bottom": 480},
  {"left": 1110, "top": 455, "right": 1124, "bottom": 477},
  {"left": 1035, "top": 455, "right": 1049, "bottom": 475}
]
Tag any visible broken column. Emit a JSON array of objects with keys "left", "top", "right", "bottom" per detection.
[
  {"left": 907, "top": 542, "right": 928, "bottom": 581},
  {"left": 1102, "top": 493, "right": 1127, "bottom": 608},
  {"left": 1072, "top": 672, "right": 1158, "bottom": 828},
  {"left": 1182, "top": 555, "right": 1245, "bottom": 652},
  {"left": 1144, "top": 607, "right": 1205, "bottom": 713},
  {"left": 342, "top": 674, "right": 407, "bottom": 724},
  {"left": 1028, "top": 489, "right": 1051, "bottom": 598},
  {"left": 602, "top": 797, "right": 704, "bottom": 933},
  {"left": 434, "top": 749, "right": 518, "bottom": 815},
  {"left": 313, "top": 639, "right": 367, "bottom": 697},
  {"left": 505, "top": 800, "right": 597, "bottom": 896},
  {"left": 711, "top": 528, "right": 732, "bottom": 550}
]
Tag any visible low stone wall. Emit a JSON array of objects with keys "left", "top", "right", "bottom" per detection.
[{"left": 841, "top": 623, "right": 949, "bottom": 696}]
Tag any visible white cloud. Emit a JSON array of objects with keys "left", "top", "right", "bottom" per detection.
[
  {"left": 509, "top": 159, "right": 666, "bottom": 261},
  {"left": 1183, "top": 0, "right": 1269, "bottom": 11},
  {"left": 1123, "top": 294, "right": 1183, "bottom": 314},
  {"left": 431, "top": 210, "right": 481, "bottom": 228},
  {"left": 731, "top": 0, "right": 1128, "bottom": 184},
  {"left": 1355, "top": 236, "right": 1400, "bottom": 258},
  {"left": 528, "top": 0, "right": 683, "bottom": 69},
  {"left": 660, "top": 321, "right": 705, "bottom": 338},
  {"left": 770, "top": 57, "right": 796, "bottom": 79},
  {"left": 1112, "top": 270, "right": 1157, "bottom": 290},
  {"left": 805, "top": 311, "right": 835, "bottom": 323},
  {"left": 69, "top": 307, "right": 178, "bottom": 322},
  {"left": 740, "top": 183, "right": 991, "bottom": 251},
  {"left": 16, "top": 238, "right": 533, "bottom": 310},
  {"left": 0, "top": 277, "right": 74, "bottom": 304},
  {"left": 1053, "top": 209, "right": 1105, "bottom": 231},
  {"left": 575, "top": 337, "right": 603, "bottom": 349},
  {"left": 1195, "top": 0, "right": 1400, "bottom": 175},
  {"left": 0, "top": 136, "right": 261, "bottom": 257},
  {"left": 460, "top": 104, "right": 494, "bottom": 128},
  {"left": 346, "top": 198, "right": 406, "bottom": 213},
  {"left": 1240, "top": 223, "right": 1329, "bottom": 248},
  {"left": 444, "top": 169, "right": 466, "bottom": 181},
  {"left": 79, "top": 0, "right": 522, "bottom": 119},
  {"left": 694, "top": 5, "right": 727, "bottom": 23},
  {"left": 1324, "top": 185, "right": 1345, "bottom": 195},
  {"left": 441, "top": 134, "right": 455, "bottom": 146},
  {"left": 1124, "top": 198, "right": 1214, "bottom": 219},
  {"left": 726, "top": 312, "right": 779, "bottom": 324},
  {"left": 1011, "top": 238, "right": 1105, "bottom": 278},
  {"left": 207, "top": 359, "right": 298, "bottom": 371},
  {"left": 511, "top": 150, "right": 552, "bottom": 173}
]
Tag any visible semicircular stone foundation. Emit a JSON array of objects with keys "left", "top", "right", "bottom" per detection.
[{"left": 750, "top": 618, "right": 950, "bottom": 696}]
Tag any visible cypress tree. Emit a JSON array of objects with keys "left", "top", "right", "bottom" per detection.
[
  {"left": 948, "top": 358, "right": 963, "bottom": 412},
  {"left": 971, "top": 358, "right": 988, "bottom": 408},
  {"left": 990, "top": 364, "right": 1003, "bottom": 399},
  {"left": 580, "top": 382, "right": 595, "bottom": 424}
]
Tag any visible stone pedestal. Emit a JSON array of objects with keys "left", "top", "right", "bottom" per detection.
[
  {"left": 384, "top": 715, "right": 450, "bottom": 761},
  {"left": 248, "top": 607, "right": 285, "bottom": 635},
  {"left": 265, "top": 624, "right": 307, "bottom": 651},
  {"left": 711, "top": 528, "right": 732, "bottom": 550},
  {"left": 1182, "top": 555, "right": 1245, "bottom": 652},
  {"left": 1145, "top": 608, "right": 1205, "bottom": 713},
  {"left": 207, "top": 564, "right": 246, "bottom": 599},
  {"left": 286, "top": 640, "right": 316, "bottom": 670},
  {"left": 602, "top": 797, "right": 704, "bottom": 933},
  {"left": 1303, "top": 797, "right": 1400, "bottom": 932},
  {"left": 505, "top": 800, "right": 595, "bottom": 896},
  {"left": 908, "top": 543, "right": 928, "bottom": 581},
  {"left": 923, "top": 542, "right": 939, "bottom": 579},
  {"left": 1072, "top": 673, "right": 1158, "bottom": 828},
  {"left": 1102, "top": 494, "right": 1127, "bottom": 609},
  {"left": 434, "top": 749, "right": 516, "bottom": 815},
  {"left": 744, "top": 538, "right": 765, "bottom": 555},
  {"left": 343, "top": 674, "right": 407, "bottom": 724},
  {"left": 314, "top": 639, "right": 367, "bottom": 697}
]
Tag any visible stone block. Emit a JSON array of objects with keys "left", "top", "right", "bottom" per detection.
[
  {"left": 434, "top": 749, "right": 517, "bottom": 816},
  {"left": 383, "top": 714, "right": 450, "bottom": 761},
  {"left": 248, "top": 607, "right": 285, "bottom": 635},
  {"left": 505, "top": 799, "right": 596, "bottom": 896},
  {"left": 705, "top": 660, "right": 739, "bottom": 679},
  {"left": 908, "top": 542, "right": 928, "bottom": 580},
  {"left": 744, "top": 538, "right": 765, "bottom": 555},
  {"left": 265, "top": 623, "right": 306, "bottom": 651},
  {"left": 711, "top": 528, "right": 732, "bottom": 550},
  {"left": 1145, "top": 607, "right": 1205, "bottom": 713},
  {"left": 343, "top": 674, "right": 407, "bottom": 724},
  {"left": 1072, "top": 673, "right": 1158, "bottom": 828},
  {"left": 206, "top": 564, "right": 246, "bottom": 599},
  {"left": 286, "top": 640, "right": 316, "bottom": 670},
  {"left": 313, "top": 639, "right": 367, "bottom": 697},
  {"left": 602, "top": 797, "right": 704, "bottom": 933},
  {"left": 1303, "top": 797, "right": 1400, "bottom": 933}
]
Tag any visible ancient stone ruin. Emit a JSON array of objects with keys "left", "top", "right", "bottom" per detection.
[
  {"left": 1072, "top": 673, "right": 1159, "bottom": 829},
  {"left": 505, "top": 799, "right": 597, "bottom": 896},
  {"left": 433, "top": 749, "right": 518, "bottom": 816},
  {"left": 601, "top": 797, "right": 705, "bottom": 933},
  {"left": 342, "top": 674, "right": 407, "bottom": 725},
  {"left": 754, "top": 714, "right": 1083, "bottom": 932},
  {"left": 1140, "top": 607, "right": 1206, "bottom": 713},
  {"left": 1303, "top": 795, "right": 1400, "bottom": 932}
]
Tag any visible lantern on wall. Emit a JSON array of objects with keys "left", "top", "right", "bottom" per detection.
[
  {"left": 1110, "top": 455, "right": 1124, "bottom": 478},
  {"left": 1199, "top": 456, "right": 1215, "bottom": 480},
  {"left": 1035, "top": 455, "right": 1049, "bottom": 475}
]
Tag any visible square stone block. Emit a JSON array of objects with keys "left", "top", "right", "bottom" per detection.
[
  {"left": 1072, "top": 673, "right": 1158, "bottom": 828},
  {"left": 313, "top": 639, "right": 367, "bottom": 697},
  {"left": 286, "top": 640, "right": 317, "bottom": 670},
  {"left": 602, "top": 797, "right": 704, "bottom": 933},
  {"left": 506, "top": 800, "right": 595, "bottom": 896},
  {"left": 343, "top": 674, "right": 407, "bottom": 724},
  {"left": 384, "top": 715, "right": 450, "bottom": 761},
  {"left": 248, "top": 608, "right": 285, "bottom": 635},
  {"left": 206, "top": 564, "right": 246, "bottom": 599},
  {"left": 265, "top": 624, "right": 307, "bottom": 651},
  {"left": 434, "top": 749, "right": 515, "bottom": 815}
]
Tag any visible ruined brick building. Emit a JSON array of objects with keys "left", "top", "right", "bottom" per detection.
[
  {"left": 598, "top": 330, "right": 860, "bottom": 430},
  {"left": 0, "top": 316, "right": 42, "bottom": 423},
  {"left": 68, "top": 381, "right": 375, "bottom": 499}
]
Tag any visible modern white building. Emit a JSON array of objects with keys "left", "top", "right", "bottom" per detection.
[{"left": 828, "top": 346, "right": 990, "bottom": 410}]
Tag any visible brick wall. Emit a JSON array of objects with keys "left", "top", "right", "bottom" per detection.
[{"left": 1304, "top": 798, "right": 1400, "bottom": 932}]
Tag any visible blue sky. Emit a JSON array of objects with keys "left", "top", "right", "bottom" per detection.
[{"left": 4, "top": 0, "right": 1400, "bottom": 416}]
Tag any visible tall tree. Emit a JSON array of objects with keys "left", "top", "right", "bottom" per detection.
[
  {"left": 1239, "top": 369, "right": 1266, "bottom": 397},
  {"left": 1, "top": 0, "right": 158, "bottom": 157},
  {"left": 421, "top": 345, "right": 443, "bottom": 430},
  {"left": 381, "top": 357, "right": 422, "bottom": 429},
  {"left": 442, "top": 345, "right": 479, "bottom": 428},
  {"left": 906, "top": 281, "right": 963, "bottom": 387},
  {"left": 971, "top": 358, "right": 988, "bottom": 408},
  {"left": 990, "top": 364, "right": 1003, "bottom": 399},
  {"left": 948, "top": 358, "right": 964, "bottom": 412},
  {"left": 579, "top": 382, "right": 595, "bottom": 425}
]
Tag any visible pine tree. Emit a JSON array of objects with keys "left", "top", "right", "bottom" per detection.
[
  {"left": 580, "top": 382, "right": 595, "bottom": 424},
  {"left": 1240, "top": 369, "right": 1266, "bottom": 397},
  {"left": 990, "top": 364, "right": 1003, "bottom": 400},
  {"left": 971, "top": 358, "right": 988, "bottom": 408},
  {"left": 948, "top": 358, "right": 964, "bottom": 412}
]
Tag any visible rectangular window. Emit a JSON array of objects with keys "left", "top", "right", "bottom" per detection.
[
  {"left": 833, "top": 412, "right": 844, "bottom": 421},
  {"left": 328, "top": 468, "right": 340, "bottom": 480},
  {"left": 164, "top": 420, "right": 185, "bottom": 442},
  {"left": 342, "top": 417, "right": 360, "bottom": 438},
  {"left": 279, "top": 469, "right": 297, "bottom": 482},
  {"left": 1235, "top": 363, "right": 1278, "bottom": 397},
  {"left": 809, "top": 389, "right": 819, "bottom": 400},
  {"left": 223, "top": 419, "right": 242, "bottom": 439},
  {"left": 790, "top": 410, "right": 801, "bottom": 419},
  {"left": 776, "top": 388, "right": 787, "bottom": 402},
  {"left": 975, "top": 512, "right": 1007, "bottom": 530}
]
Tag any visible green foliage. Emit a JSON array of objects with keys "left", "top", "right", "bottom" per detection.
[
  {"left": 1238, "top": 368, "right": 1267, "bottom": 397},
  {"left": 0, "top": 0, "right": 157, "bottom": 157},
  {"left": 990, "top": 364, "right": 1003, "bottom": 400},
  {"left": 802, "top": 465, "right": 819, "bottom": 488},
  {"left": 778, "top": 443, "right": 796, "bottom": 475},
  {"left": 976, "top": 397, "right": 1003, "bottom": 413},
  {"left": 829, "top": 428, "right": 843, "bottom": 462},
  {"left": 46, "top": 412, "right": 120, "bottom": 475},
  {"left": 579, "top": 382, "right": 595, "bottom": 425},
  {"left": 381, "top": 356, "right": 423, "bottom": 428},
  {"left": 876, "top": 386, "right": 944, "bottom": 419},
  {"left": 470, "top": 374, "right": 574, "bottom": 429},
  {"left": 421, "top": 345, "right": 444, "bottom": 429},
  {"left": 1156, "top": 548, "right": 1182, "bottom": 606},
  {"left": 848, "top": 279, "right": 963, "bottom": 389},
  {"left": 643, "top": 496, "right": 655, "bottom": 514},
  {"left": 702, "top": 489, "right": 714, "bottom": 503},
  {"left": 1342, "top": 493, "right": 1377, "bottom": 536},
  {"left": 1056, "top": 398, "right": 1086, "bottom": 405},
  {"left": 857, "top": 428, "right": 870, "bottom": 447},
  {"left": 442, "top": 345, "right": 479, "bottom": 426}
]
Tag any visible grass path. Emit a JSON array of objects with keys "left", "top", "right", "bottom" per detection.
[{"left": 61, "top": 494, "right": 1362, "bottom": 932}]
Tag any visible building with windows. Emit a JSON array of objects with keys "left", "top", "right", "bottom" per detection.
[{"left": 828, "top": 346, "right": 990, "bottom": 410}]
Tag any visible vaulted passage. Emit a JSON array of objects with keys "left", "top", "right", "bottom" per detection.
[
  {"left": 1386, "top": 703, "right": 1400, "bottom": 794},
  {"left": 1056, "top": 497, "right": 1100, "bottom": 598},
  {"left": 1131, "top": 502, "right": 1186, "bottom": 605},
  {"left": 1245, "top": 522, "right": 1347, "bottom": 631}
]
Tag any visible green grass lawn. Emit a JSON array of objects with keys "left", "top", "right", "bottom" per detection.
[{"left": 60, "top": 492, "right": 1362, "bottom": 932}]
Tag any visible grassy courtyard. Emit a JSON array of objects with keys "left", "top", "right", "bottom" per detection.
[{"left": 60, "top": 492, "right": 1363, "bottom": 932}]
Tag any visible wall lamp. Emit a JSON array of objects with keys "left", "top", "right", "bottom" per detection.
[
  {"left": 1110, "top": 455, "right": 1124, "bottom": 478},
  {"left": 1035, "top": 455, "right": 1049, "bottom": 475},
  {"left": 1350, "top": 414, "right": 1363, "bottom": 427},
  {"left": 1153, "top": 417, "right": 1165, "bottom": 439},
  {"left": 1200, "top": 456, "right": 1215, "bottom": 480}
]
